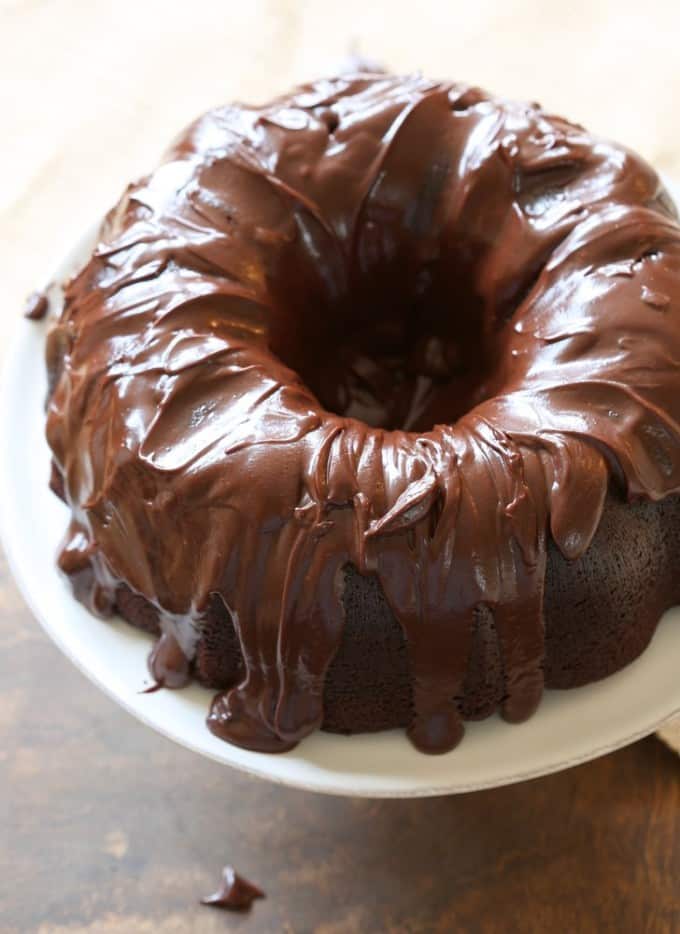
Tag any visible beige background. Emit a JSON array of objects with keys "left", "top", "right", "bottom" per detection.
[
  {"left": 3, "top": 0, "right": 680, "bottom": 333},
  {"left": 1, "top": 3, "right": 680, "bottom": 930}
]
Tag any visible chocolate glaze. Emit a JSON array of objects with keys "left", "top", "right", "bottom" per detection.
[
  {"left": 147, "top": 632, "right": 190, "bottom": 689},
  {"left": 45, "top": 72, "right": 680, "bottom": 754},
  {"left": 201, "top": 865, "right": 264, "bottom": 911},
  {"left": 24, "top": 290, "right": 49, "bottom": 320}
]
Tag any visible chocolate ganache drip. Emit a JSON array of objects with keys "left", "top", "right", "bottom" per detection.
[{"left": 45, "top": 72, "right": 680, "bottom": 754}]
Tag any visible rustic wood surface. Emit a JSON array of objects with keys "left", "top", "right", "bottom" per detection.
[
  {"left": 1, "top": 545, "right": 680, "bottom": 933},
  {"left": 2, "top": 1, "right": 680, "bottom": 930}
]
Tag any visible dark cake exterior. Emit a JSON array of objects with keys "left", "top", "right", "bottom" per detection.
[{"left": 44, "top": 72, "right": 680, "bottom": 754}]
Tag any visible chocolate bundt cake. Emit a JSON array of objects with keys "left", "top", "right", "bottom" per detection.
[{"left": 44, "top": 71, "right": 680, "bottom": 755}]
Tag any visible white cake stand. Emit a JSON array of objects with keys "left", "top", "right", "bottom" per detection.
[{"left": 2, "top": 190, "right": 680, "bottom": 798}]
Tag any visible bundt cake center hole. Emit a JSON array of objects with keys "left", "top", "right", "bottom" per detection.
[{"left": 273, "top": 285, "right": 494, "bottom": 432}]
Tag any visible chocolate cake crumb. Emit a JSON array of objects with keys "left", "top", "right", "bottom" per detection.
[
  {"left": 23, "top": 290, "right": 49, "bottom": 320},
  {"left": 201, "top": 865, "right": 265, "bottom": 912}
]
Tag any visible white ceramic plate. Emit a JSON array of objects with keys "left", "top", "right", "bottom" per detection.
[{"left": 2, "top": 187, "right": 680, "bottom": 799}]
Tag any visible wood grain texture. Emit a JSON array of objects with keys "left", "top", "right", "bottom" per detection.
[
  {"left": 1, "top": 546, "right": 680, "bottom": 932},
  {"left": 2, "top": 1, "right": 680, "bottom": 929}
]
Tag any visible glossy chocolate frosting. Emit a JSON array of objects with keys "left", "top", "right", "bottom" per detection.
[{"left": 45, "top": 72, "right": 680, "bottom": 754}]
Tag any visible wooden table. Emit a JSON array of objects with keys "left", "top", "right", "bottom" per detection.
[
  {"left": 2, "top": 546, "right": 679, "bottom": 932},
  {"left": 2, "top": 1, "right": 680, "bottom": 930}
]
